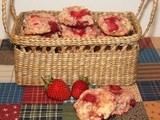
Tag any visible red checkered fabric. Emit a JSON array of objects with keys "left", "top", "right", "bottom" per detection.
[{"left": 22, "top": 86, "right": 62, "bottom": 104}]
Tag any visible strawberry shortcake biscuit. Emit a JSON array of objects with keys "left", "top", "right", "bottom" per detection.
[
  {"left": 74, "top": 88, "right": 117, "bottom": 120},
  {"left": 74, "top": 85, "right": 136, "bottom": 120},
  {"left": 98, "top": 14, "right": 134, "bottom": 36},
  {"left": 60, "top": 25, "right": 96, "bottom": 37},
  {"left": 58, "top": 6, "right": 94, "bottom": 28},
  {"left": 23, "top": 12, "right": 59, "bottom": 35}
]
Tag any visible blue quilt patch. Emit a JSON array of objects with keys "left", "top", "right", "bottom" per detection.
[
  {"left": 137, "top": 80, "right": 160, "bottom": 101},
  {"left": 138, "top": 48, "right": 160, "bottom": 63},
  {"left": 0, "top": 83, "right": 23, "bottom": 103}
]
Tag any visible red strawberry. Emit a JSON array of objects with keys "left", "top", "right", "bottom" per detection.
[
  {"left": 42, "top": 77, "right": 71, "bottom": 101},
  {"left": 71, "top": 89, "right": 85, "bottom": 99},
  {"left": 129, "top": 99, "right": 136, "bottom": 107},
  {"left": 71, "top": 77, "right": 89, "bottom": 99},
  {"left": 109, "top": 85, "right": 123, "bottom": 95}
]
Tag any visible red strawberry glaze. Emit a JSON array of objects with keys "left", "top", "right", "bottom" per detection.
[
  {"left": 109, "top": 85, "right": 123, "bottom": 95},
  {"left": 48, "top": 21, "right": 58, "bottom": 33},
  {"left": 42, "top": 32, "right": 52, "bottom": 38},
  {"left": 129, "top": 99, "right": 136, "bottom": 107},
  {"left": 33, "top": 23, "right": 39, "bottom": 25},
  {"left": 71, "top": 28, "right": 86, "bottom": 37},
  {"left": 70, "top": 11, "right": 82, "bottom": 19},
  {"left": 80, "top": 9, "right": 91, "bottom": 16},
  {"left": 82, "top": 93, "right": 97, "bottom": 103},
  {"left": 70, "top": 9, "right": 91, "bottom": 19},
  {"left": 105, "top": 16, "right": 119, "bottom": 32},
  {"left": 76, "top": 21, "right": 89, "bottom": 28}
]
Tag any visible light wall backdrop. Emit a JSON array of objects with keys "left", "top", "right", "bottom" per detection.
[{"left": 0, "top": 0, "right": 159, "bottom": 39}]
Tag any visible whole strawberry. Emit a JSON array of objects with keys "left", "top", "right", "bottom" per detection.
[
  {"left": 42, "top": 77, "right": 71, "bottom": 101},
  {"left": 71, "top": 76, "right": 89, "bottom": 99}
]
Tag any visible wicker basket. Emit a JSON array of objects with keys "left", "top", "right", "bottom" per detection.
[{"left": 2, "top": 0, "right": 158, "bottom": 86}]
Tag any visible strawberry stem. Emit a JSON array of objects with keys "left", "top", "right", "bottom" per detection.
[
  {"left": 41, "top": 76, "right": 53, "bottom": 93},
  {"left": 41, "top": 76, "right": 48, "bottom": 93}
]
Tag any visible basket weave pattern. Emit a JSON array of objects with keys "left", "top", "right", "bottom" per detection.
[{"left": 14, "top": 42, "right": 139, "bottom": 85}]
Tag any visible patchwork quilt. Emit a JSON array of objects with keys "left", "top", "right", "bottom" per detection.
[{"left": 0, "top": 37, "right": 160, "bottom": 120}]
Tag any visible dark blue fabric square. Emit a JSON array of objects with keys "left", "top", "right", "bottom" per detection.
[
  {"left": 143, "top": 95, "right": 157, "bottom": 101},
  {"left": 0, "top": 39, "right": 14, "bottom": 50},
  {"left": 154, "top": 80, "right": 160, "bottom": 86},
  {"left": 137, "top": 80, "right": 160, "bottom": 101},
  {"left": 138, "top": 48, "right": 160, "bottom": 63},
  {"left": 139, "top": 86, "right": 154, "bottom": 93},
  {"left": 0, "top": 83, "right": 23, "bottom": 103}
]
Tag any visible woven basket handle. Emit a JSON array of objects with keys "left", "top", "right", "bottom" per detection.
[
  {"left": 136, "top": 0, "right": 158, "bottom": 37},
  {"left": 2, "top": 0, "right": 158, "bottom": 38},
  {"left": 2, "top": 0, "right": 18, "bottom": 38}
]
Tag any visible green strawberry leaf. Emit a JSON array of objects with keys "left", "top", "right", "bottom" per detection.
[
  {"left": 41, "top": 76, "right": 49, "bottom": 93},
  {"left": 79, "top": 75, "right": 90, "bottom": 85},
  {"left": 48, "top": 76, "right": 54, "bottom": 83},
  {"left": 43, "top": 83, "right": 48, "bottom": 93}
]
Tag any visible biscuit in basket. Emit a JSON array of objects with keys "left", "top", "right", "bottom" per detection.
[
  {"left": 58, "top": 6, "right": 94, "bottom": 28},
  {"left": 98, "top": 14, "right": 134, "bottom": 36},
  {"left": 23, "top": 12, "right": 59, "bottom": 35}
]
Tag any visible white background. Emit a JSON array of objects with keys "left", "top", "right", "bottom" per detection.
[{"left": 0, "top": 0, "right": 159, "bottom": 39}]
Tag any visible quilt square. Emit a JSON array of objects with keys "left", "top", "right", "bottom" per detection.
[
  {"left": 22, "top": 86, "right": 62, "bottom": 104},
  {"left": 138, "top": 48, "right": 160, "bottom": 63},
  {"left": 0, "top": 104, "right": 21, "bottom": 120},
  {"left": 112, "top": 102, "right": 149, "bottom": 120},
  {"left": 0, "top": 83, "right": 23, "bottom": 103},
  {"left": 137, "top": 63, "right": 160, "bottom": 80},
  {"left": 0, "top": 39, "right": 14, "bottom": 50},
  {"left": 143, "top": 101, "right": 160, "bottom": 120},
  {"left": 19, "top": 104, "right": 62, "bottom": 120},
  {"left": 139, "top": 37, "right": 155, "bottom": 49},
  {"left": 137, "top": 80, "right": 160, "bottom": 101},
  {"left": 62, "top": 103, "right": 78, "bottom": 120}
]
